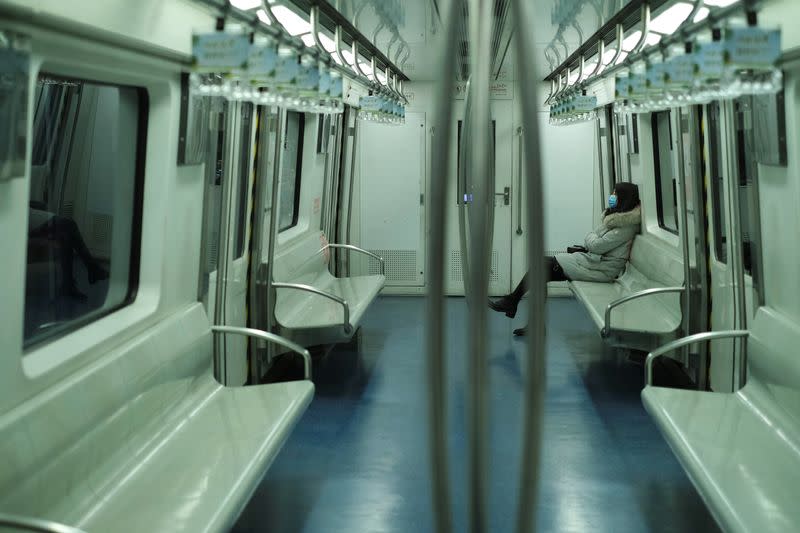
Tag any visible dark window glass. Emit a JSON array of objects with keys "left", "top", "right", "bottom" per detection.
[
  {"left": 734, "top": 96, "right": 762, "bottom": 279},
  {"left": 707, "top": 102, "right": 727, "bottom": 264},
  {"left": 651, "top": 110, "right": 679, "bottom": 234},
  {"left": 278, "top": 111, "right": 305, "bottom": 232},
  {"left": 234, "top": 103, "right": 253, "bottom": 259},
  {"left": 456, "top": 119, "right": 496, "bottom": 204},
  {"left": 25, "top": 74, "right": 146, "bottom": 348}
]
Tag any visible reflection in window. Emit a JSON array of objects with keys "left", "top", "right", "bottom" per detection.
[
  {"left": 707, "top": 102, "right": 727, "bottom": 264},
  {"left": 24, "top": 75, "right": 145, "bottom": 348},
  {"left": 278, "top": 111, "right": 305, "bottom": 232},
  {"left": 652, "top": 110, "right": 679, "bottom": 234},
  {"left": 734, "top": 96, "right": 761, "bottom": 278},
  {"left": 234, "top": 103, "right": 253, "bottom": 259}
]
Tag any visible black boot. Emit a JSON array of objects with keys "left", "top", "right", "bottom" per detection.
[{"left": 488, "top": 296, "right": 519, "bottom": 318}]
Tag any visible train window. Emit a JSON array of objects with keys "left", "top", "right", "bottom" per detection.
[
  {"left": 198, "top": 100, "right": 227, "bottom": 303},
  {"left": 651, "top": 111, "right": 679, "bottom": 234},
  {"left": 278, "top": 111, "right": 305, "bottom": 232},
  {"left": 707, "top": 103, "right": 727, "bottom": 264},
  {"left": 24, "top": 74, "right": 146, "bottom": 349},
  {"left": 234, "top": 103, "right": 254, "bottom": 259},
  {"left": 734, "top": 96, "right": 763, "bottom": 282},
  {"left": 456, "top": 120, "right": 496, "bottom": 204}
]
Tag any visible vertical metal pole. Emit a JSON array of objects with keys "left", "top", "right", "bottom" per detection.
[
  {"left": 266, "top": 108, "right": 287, "bottom": 350},
  {"left": 511, "top": 0, "right": 547, "bottom": 531},
  {"left": 673, "top": 108, "right": 692, "bottom": 367},
  {"left": 459, "top": 81, "right": 474, "bottom": 300},
  {"left": 466, "top": 0, "right": 493, "bottom": 531},
  {"left": 426, "top": 0, "right": 459, "bottom": 531},
  {"left": 722, "top": 101, "right": 748, "bottom": 389},
  {"left": 687, "top": 106, "right": 710, "bottom": 388},
  {"left": 250, "top": 107, "right": 270, "bottom": 380},
  {"left": 611, "top": 111, "right": 625, "bottom": 182},
  {"left": 516, "top": 126, "right": 524, "bottom": 236},
  {"left": 345, "top": 109, "right": 360, "bottom": 276},
  {"left": 214, "top": 101, "right": 239, "bottom": 385},
  {"left": 595, "top": 115, "right": 606, "bottom": 212}
]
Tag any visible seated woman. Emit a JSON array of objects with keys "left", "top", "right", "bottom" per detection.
[{"left": 490, "top": 182, "right": 642, "bottom": 336}]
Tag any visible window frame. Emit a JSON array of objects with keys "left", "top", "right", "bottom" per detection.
[
  {"left": 23, "top": 73, "right": 149, "bottom": 351},
  {"left": 278, "top": 111, "right": 305, "bottom": 233},
  {"left": 707, "top": 102, "right": 728, "bottom": 264},
  {"left": 234, "top": 102, "right": 254, "bottom": 259},
  {"left": 651, "top": 110, "right": 679, "bottom": 236}
]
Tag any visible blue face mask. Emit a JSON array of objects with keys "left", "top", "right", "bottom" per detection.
[{"left": 608, "top": 194, "right": 618, "bottom": 209}]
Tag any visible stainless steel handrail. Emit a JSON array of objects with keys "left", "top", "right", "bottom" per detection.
[
  {"left": 426, "top": 0, "right": 459, "bottom": 530},
  {"left": 602, "top": 286, "right": 685, "bottom": 337},
  {"left": 645, "top": 330, "right": 750, "bottom": 385},
  {"left": 465, "top": 0, "right": 494, "bottom": 530},
  {"left": 630, "top": 3, "right": 651, "bottom": 56},
  {"left": 607, "top": 24, "right": 625, "bottom": 71},
  {"left": 324, "top": 243, "right": 385, "bottom": 275},
  {"left": 513, "top": 0, "right": 548, "bottom": 530},
  {"left": 211, "top": 325, "right": 313, "bottom": 380},
  {"left": 309, "top": 6, "right": 332, "bottom": 65},
  {"left": 334, "top": 25, "right": 352, "bottom": 71},
  {"left": 271, "top": 282, "right": 352, "bottom": 335},
  {"left": 0, "top": 513, "right": 88, "bottom": 533}
]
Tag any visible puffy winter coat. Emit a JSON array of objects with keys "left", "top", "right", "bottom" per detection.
[{"left": 555, "top": 206, "right": 641, "bottom": 282}]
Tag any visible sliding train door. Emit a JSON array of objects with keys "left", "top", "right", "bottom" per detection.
[
  {"left": 704, "top": 96, "right": 772, "bottom": 392},
  {"left": 447, "top": 100, "right": 513, "bottom": 296},
  {"left": 199, "top": 100, "right": 258, "bottom": 386},
  {"left": 358, "top": 111, "right": 427, "bottom": 289}
]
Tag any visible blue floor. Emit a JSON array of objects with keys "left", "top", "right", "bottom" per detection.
[{"left": 233, "top": 297, "right": 719, "bottom": 532}]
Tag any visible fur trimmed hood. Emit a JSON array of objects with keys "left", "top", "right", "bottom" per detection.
[{"left": 603, "top": 206, "right": 641, "bottom": 229}]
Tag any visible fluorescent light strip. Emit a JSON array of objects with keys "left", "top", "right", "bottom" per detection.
[
  {"left": 650, "top": 2, "right": 694, "bottom": 34},
  {"left": 230, "top": 0, "right": 261, "bottom": 10},
  {"left": 694, "top": 7, "right": 711, "bottom": 22},
  {"left": 256, "top": 8, "right": 272, "bottom": 25},
  {"left": 272, "top": 5, "right": 310, "bottom": 36},
  {"left": 704, "top": 0, "right": 738, "bottom": 6}
]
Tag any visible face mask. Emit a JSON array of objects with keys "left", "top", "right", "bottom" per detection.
[{"left": 608, "top": 194, "right": 618, "bottom": 209}]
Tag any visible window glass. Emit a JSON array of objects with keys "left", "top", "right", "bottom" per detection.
[
  {"left": 198, "top": 99, "right": 227, "bottom": 304},
  {"left": 278, "top": 111, "right": 305, "bottom": 232},
  {"left": 25, "top": 74, "right": 146, "bottom": 348},
  {"left": 456, "top": 119, "right": 496, "bottom": 204},
  {"left": 651, "top": 110, "right": 679, "bottom": 234},
  {"left": 234, "top": 102, "right": 253, "bottom": 259},
  {"left": 734, "top": 96, "right": 762, "bottom": 282},
  {"left": 707, "top": 102, "right": 727, "bottom": 263}
]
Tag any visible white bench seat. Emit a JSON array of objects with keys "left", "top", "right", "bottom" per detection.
[
  {"left": 642, "top": 307, "right": 800, "bottom": 533},
  {"left": 571, "top": 280, "right": 681, "bottom": 334},
  {"left": 569, "top": 235, "right": 684, "bottom": 349},
  {"left": 272, "top": 231, "right": 385, "bottom": 345},
  {"left": 0, "top": 304, "right": 313, "bottom": 533},
  {"left": 276, "top": 274, "right": 385, "bottom": 331}
]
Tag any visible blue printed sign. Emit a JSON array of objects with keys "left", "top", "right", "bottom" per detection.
[
  {"left": 696, "top": 41, "right": 725, "bottom": 80},
  {"left": 192, "top": 32, "right": 250, "bottom": 71},
  {"left": 725, "top": 28, "right": 781, "bottom": 68},
  {"left": 247, "top": 43, "right": 278, "bottom": 77}
]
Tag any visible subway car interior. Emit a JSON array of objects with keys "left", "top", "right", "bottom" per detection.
[{"left": 1, "top": 0, "right": 799, "bottom": 531}]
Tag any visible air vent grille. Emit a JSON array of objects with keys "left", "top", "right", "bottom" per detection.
[
  {"left": 368, "top": 249, "right": 418, "bottom": 284},
  {"left": 450, "top": 250, "right": 499, "bottom": 283}
]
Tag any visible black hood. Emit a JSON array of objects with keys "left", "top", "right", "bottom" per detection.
[{"left": 606, "top": 182, "right": 640, "bottom": 216}]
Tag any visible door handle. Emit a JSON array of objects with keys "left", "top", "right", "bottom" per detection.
[{"left": 495, "top": 186, "right": 510, "bottom": 206}]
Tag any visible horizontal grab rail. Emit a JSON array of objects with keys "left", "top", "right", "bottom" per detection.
[
  {"left": 602, "top": 286, "right": 685, "bottom": 337},
  {"left": 0, "top": 513, "right": 87, "bottom": 533},
  {"left": 645, "top": 330, "right": 750, "bottom": 385},
  {"left": 271, "top": 282, "right": 352, "bottom": 335},
  {"left": 324, "top": 243, "right": 385, "bottom": 275},
  {"left": 211, "top": 325, "right": 312, "bottom": 379}
]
